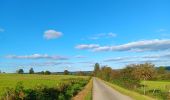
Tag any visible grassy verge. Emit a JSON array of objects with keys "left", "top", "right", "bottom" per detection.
[
  {"left": 98, "top": 78, "right": 155, "bottom": 100},
  {"left": 73, "top": 79, "right": 93, "bottom": 100}
]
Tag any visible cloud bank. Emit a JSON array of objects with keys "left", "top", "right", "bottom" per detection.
[
  {"left": 6, "top": 54, "right": 68, "bottom": 60},
  {"left": 76, "top": 39, "right": 170, "bottom": 52}
]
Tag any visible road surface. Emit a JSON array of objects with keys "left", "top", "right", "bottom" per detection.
[{"left": 93, "top": 78, "right": 133, "bottom": 100}]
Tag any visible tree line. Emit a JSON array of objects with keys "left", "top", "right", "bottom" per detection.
[{"left": 93, "top": 62, "right": 170, "bottom": 95}]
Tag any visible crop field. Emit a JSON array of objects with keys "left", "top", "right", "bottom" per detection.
[{"left": 0, "top": 74, "right": 90, "bottom": 99}]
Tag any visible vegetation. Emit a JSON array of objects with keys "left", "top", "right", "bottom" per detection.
[
  {"left": 44, "top": 70, "right": 51, "bottom": 75},
  {"left": 93, "top": 63, "right": 170, "bottom": 100},
  {"left": 16, "top": 69, "right": 24, "bottom": 74},
  {"left": 64, "top": 70, "right": 69, "bottom": 75},
  {"left": 0, "top": 74, "right": 90, "bottom": 100},
  {"left": 73, "top": 79, "right": 93, "bottom": 100},
  {"left": 29, "top": 68, "right": 34, "bottom": 74}
]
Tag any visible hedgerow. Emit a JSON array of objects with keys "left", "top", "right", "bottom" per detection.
[{"left": 1, "top": 78, "right": 89, "bottom": 100}]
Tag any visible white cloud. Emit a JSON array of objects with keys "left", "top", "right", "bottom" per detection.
[
  {"left": 75, "top": 55, "right": 87, "bottom": 58},
  {"left": 29, "top": 62, "right": 73, "bottom": 66},
  {"left": 75, "top": 44, "right": 100, "bottom": 49},
  {"left": 103, "top": 53, "right": 170, "bottom": 65},
  {"left": 92, "top": 39, "right": 170, "bottom": 52},
  {"left": 6, "top": 54, "right": 68, "bottom": 60},
  {"left": 103, "top": 57, "right": 131, "bottom": 62},
  {"left": 44, "top": 30, "right": 62, "bottom": 39},
  {"left": 89, "top": 32, "right": 117, "bottom": 40},
  {"left": 78, "top": 61, "right": 95, "bottom": 64}
]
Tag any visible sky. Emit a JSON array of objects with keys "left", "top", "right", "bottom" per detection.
[{"left": 0, "top": 0, "right": 170, "bottom": 73}]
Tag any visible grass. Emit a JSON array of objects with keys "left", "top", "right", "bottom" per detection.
[
  {"left": 73, "top": 78, "right": 93, "bottom": 100},
  {"left": 0, "top": 74, "right": 89, "bottom": 96},
  {"left": 84, "top": 79, "right": 92, "bottom": 100},
  {"left": 141, "top": 81, "right": 170, "bottom": 92},
  {"left": 138, "top": 80, "right": 170, "bottom": 99},
  {"left": 99, "top": 78, "right": 155, "bottom": 100}
]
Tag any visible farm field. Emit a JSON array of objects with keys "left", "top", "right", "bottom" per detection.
[
  {"left": 141, "top": 81, "right": 170, "bottom": 92},
  {"left": 138, "top": 81, "right": 170, "bottom": 99},
  {"left": 0, "top": 74, "right": 90, "bottom": 99}
]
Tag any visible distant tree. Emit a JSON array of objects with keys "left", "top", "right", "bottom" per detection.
[
  {"left": 157, "top": 66, "right": 166, "bottom": 74},
  {"left": 44, "top": 70, "right": 51, "bottom": 75},
  {"left": 29, "top": 68, "right": 34, "bottom": 74},
  {"left": 17, "top": 69, "right": 24, "bottom": 74},
  {"left": 100, "top": 66, "right": 112, "bottom": 81},
  {"left": 40, "top": 71, "right": 45, "bottom": 74},
  {"left": 64, "top": 70, "right": 69, "bottom": 75},
  {"left": 0, "top": 70, "right": 1, "bottom": 73},
  {"left": 77, "top": 71, "right": 85, "bottom": 76},
  {"left": 94, "top": 63, "right": 100, "bottom": 77}
]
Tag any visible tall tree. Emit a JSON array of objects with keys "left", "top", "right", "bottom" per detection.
[
  {"left": 94, "top": 63, "right": 100, "bottom": 77},
  {"left": 29, "top": 68, "right": 34, "bottom": 74}
]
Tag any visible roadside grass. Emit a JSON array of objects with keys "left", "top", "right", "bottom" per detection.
[
  {"left": 84, "top": 79, "right": 92, "bottom": 100},
  {"left": 98, "top": 78, "right": 155, "bottom": 100},
  {"left": 73, "top": 78, "right": 93, "bottom": 100}
]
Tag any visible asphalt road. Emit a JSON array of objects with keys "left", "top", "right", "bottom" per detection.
[{"left": 93, "top": 78, "right": 133, "bottom": 100}]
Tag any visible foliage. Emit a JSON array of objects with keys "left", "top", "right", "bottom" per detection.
[
  {"left": 0, "top": 74, "right": 89, "bottom": 97},
  {"left": 77, "top": 71, "right": 85, "bottom": 76},
  {"left": 16, "top": 69, "right": 24, "bottom": 74},
  {"left": 1, "top": 77, "right": 89, "bottom": 100},
  {"left": 44, "top": 70, "right": 51, "bottom": 75},
  {"left": 93, "top": 62, "right": 170, "bottom": 99},
  {"left": 29, "top": 68, "right": 34, "bottom": 74},
  {"left": 64, "top": 70, "right": 69, "bottom": 75},
  {"left": 94, "top": 63, "right": 100, "bottom": 77},
  {"left": 157, "top": 66, "right": 166, "bottom": 74}
]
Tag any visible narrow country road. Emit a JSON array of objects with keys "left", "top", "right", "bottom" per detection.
[{"left": 93, "top": 78, "right": 133, "bottom": 100}]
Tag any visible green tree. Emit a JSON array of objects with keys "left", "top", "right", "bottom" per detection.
[
  {"left": 94, "top": 63, "right": 100, "bottom": 77},
  {"left": 17, "top": 69, "right": 24, "bottom": 74},
  {"left": 157, "top": 66, "right": 166, "bottom": 74},
  {"left": 100, "top": 66, "right": 112, "bottom": 81},
  {"left": 29, "top": 68, "right": 34, "bottom": 74},
  {"left": 64, "top": 70, "right": 69, "bottom": 75},
  {"left": 44, "top": 70, "right": 51, "bottom": 75}
]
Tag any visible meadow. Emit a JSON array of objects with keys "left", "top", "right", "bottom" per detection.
[
  {"left": 138, "top": 81, "right": 170, "bottom": 99},
  {"left": 0, "top": 74, "right": 90, "bottom": 99}
]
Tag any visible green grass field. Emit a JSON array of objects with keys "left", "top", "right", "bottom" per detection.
[
  {"left": 0, "top": 74, "right": 89, "bottom": 97},
  {"left": 138, "top": 81, "right": 170, "bottom": 99},
  {"left": 141, "top": 81, "right": 170, "bottom": 92}
]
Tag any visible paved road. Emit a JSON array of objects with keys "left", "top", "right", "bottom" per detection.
[{"left": 93, "top": 78, "right": 133, "bottom": 100}]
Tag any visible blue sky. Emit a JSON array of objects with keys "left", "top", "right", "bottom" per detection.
[{"left": 0, "top": 0, "right": 170, "bottom": 73}]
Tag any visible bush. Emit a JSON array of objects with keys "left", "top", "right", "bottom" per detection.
[{"left": 1, "top": 78, "right": 89, "bottom": 100}]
